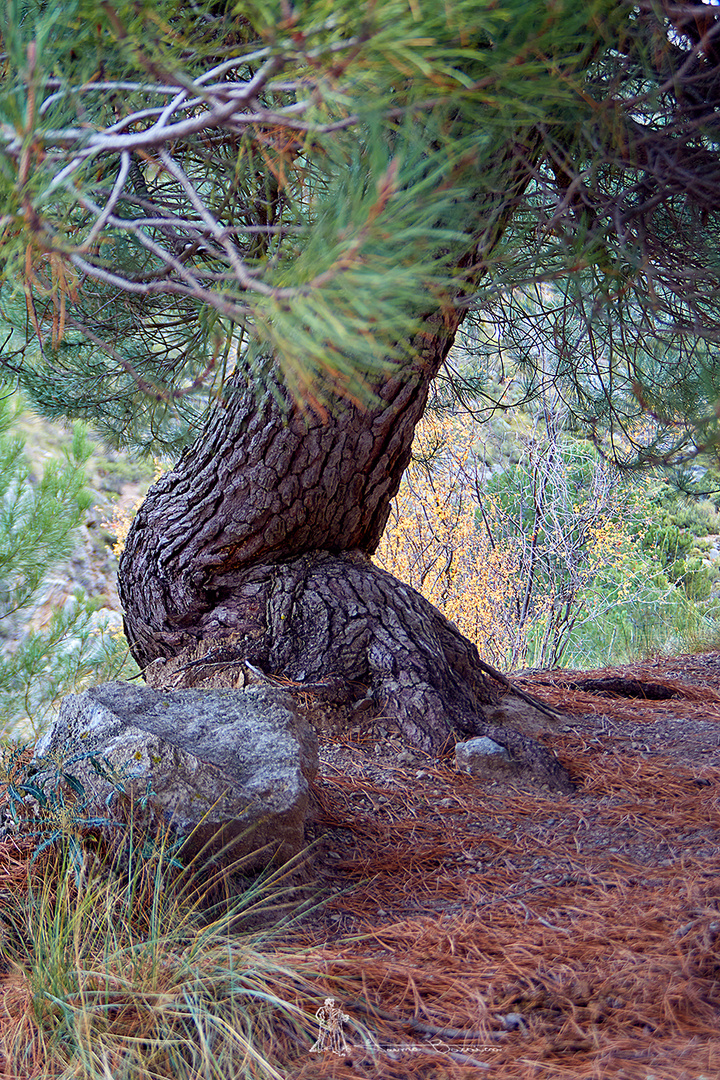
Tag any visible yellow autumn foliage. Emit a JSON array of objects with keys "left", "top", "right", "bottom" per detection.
[
  {"left": 103, "top": 458, "right": 168, "bottom": 558},
  {"left": 375, "top": 411, "right": 638, "bottom": 669}
]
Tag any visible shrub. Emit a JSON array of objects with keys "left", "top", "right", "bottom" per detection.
[
  {"left": 376, "top": 406, "right": 720, "bottom": 669},
  {"left": 0, "top": 393, "right": 132, "bottom": 737}
]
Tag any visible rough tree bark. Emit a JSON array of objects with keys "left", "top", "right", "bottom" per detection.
[
  {"left": 118, "top": 141, "right": 573, "bottom": 789},
  {"left": 118, "top": 306, "right": 467, "bottom": 664}
]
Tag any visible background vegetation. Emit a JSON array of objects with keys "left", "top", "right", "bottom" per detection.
[
  {"left": 0, "top": 397, "right": 134, "bottom": 740},
  {"left": 379, "top": 343, "right": 720, "bottom": 672}
]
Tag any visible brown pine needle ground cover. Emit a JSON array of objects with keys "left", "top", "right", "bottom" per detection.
[
  {"left": 279, "top": 652, "right": 720, "bottom": 1079},
  {"left": 1, "top": 652, "right": 719, "bottom": 1079}
]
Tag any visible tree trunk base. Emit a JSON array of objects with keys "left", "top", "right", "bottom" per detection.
[{"left": 132, "top": 550, "right": 573, "bottom": 792}]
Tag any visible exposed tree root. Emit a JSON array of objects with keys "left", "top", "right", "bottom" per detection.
[{"left": 141, "top": 550, "right": 572, "bottom": 790}]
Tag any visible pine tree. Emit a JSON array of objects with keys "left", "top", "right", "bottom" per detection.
[
  {"left": 1, "top": 0, "right": 720, "bottom": 769},
  {"left": 0, "top": 403, "right": 125, "bottom": 736}
]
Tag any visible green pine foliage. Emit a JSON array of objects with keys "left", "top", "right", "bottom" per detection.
[
  {"left": 0, "top": 0, "right": 637, "bottom": 452},
  {"left": 0, "top": 0, "right": 718, "bottom": 462},
  {"left": 0, "top": 395, "right": 133, "bottom": 738}
]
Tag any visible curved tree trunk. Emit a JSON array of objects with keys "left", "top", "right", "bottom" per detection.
[
  {"left": 118, "top": 308, "right": 464, "bottom": 664},
  {"left": 117, "top": 345, "right": 571, "bottom": 787},
  {"left": 119, "top": 139, "right": 537, "bottom": 664},
  {"left": 117, "top": 139, "right": 573, "bottom": 788}
]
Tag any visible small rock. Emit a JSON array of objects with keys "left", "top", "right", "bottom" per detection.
[
  {"left": 501, "top": 1012, "right": 527, "bottom": 1032},
  {"left": 455, "top": 737, "right": 513, "bottom": 779}
]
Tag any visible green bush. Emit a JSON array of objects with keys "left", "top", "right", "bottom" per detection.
[{"left": 0, "top": 392, "right": 134, "bottom": 738}]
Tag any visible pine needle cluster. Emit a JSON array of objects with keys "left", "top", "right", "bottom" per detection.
[{"left": 6, "top": 1, "right": 718, "bottom": 461}]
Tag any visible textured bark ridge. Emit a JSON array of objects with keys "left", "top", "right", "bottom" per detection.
[{"left": 119, "top": 312, "right": 463, "bottom": 666}]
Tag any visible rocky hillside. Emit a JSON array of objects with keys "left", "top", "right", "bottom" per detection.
[{"left": 20, "top": 410, "right": 153, "bottom": 605}]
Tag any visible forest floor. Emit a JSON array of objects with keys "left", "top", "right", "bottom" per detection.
[{"left": 281, "top": 651, "right": 720, "bottom": 1080}]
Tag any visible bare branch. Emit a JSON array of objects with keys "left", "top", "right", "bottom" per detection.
[
  {"left": 81, "top": 151, "right": 131, "bottom": 249},
  {"left": 157, "top": 150, "right": 254, "bottom": 289}
]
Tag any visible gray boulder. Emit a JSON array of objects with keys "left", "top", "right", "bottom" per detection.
[{"left": 33, "top": 682, "right": 318, "bottom": 868}]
